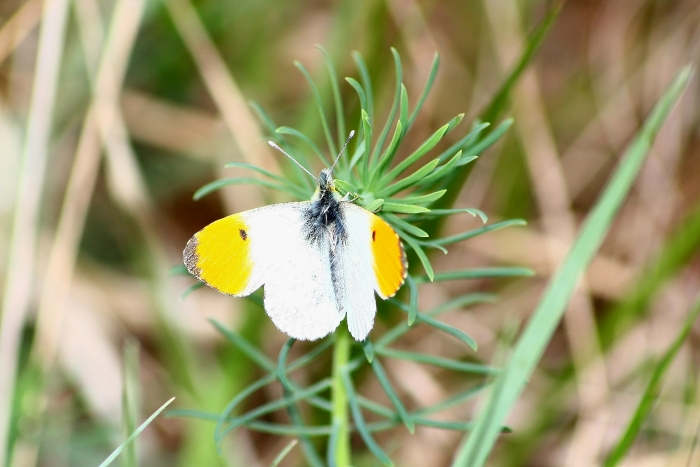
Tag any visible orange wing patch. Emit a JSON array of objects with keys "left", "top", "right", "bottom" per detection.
[
  {"left": 370, "top": 215, "right": 407, "bottom": 298},
  {"left": 183, "top": 213, "right": 253, "bottom": 295}
]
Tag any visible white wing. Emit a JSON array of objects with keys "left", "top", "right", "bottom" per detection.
[
  {"left": 260, "top": 204, "right": 344, "bottom": 341},
  {"left": 186, "top": 202, "right": 344, "bottom": 341},
  {"left": 337, "top": 203, "right": 379, "bottom": 341}
]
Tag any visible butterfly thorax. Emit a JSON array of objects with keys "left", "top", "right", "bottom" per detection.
[{"left": 304, "top": 169, "right": 346, "bottom": 249}]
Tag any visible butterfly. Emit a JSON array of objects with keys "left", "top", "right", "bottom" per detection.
[{"left": 183, "top": 132, "right": 407, "bottom": 341}]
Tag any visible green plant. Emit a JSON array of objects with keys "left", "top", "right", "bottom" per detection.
[{"left": 174, "top": 47, "right": 530, "bottom": 466}]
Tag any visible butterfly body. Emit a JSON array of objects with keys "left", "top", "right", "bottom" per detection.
[{"left": 184, "top": 169, "right": 406, "bottom": 341}]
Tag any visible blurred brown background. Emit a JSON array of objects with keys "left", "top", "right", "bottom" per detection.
[{"left": 0, "top": 0, "right": 699, "bottom": 465}]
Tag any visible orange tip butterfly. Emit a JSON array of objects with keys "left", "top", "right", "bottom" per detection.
[{"left": 183, "top": 131, "right": 407, "bottom": 341}]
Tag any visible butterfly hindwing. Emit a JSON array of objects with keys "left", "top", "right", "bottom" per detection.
[
  {"left": 340, "top": 203, "right": 407, "bottom": 340},
  {"left": 184, "top": 202, "right": 345, "bottom": 340},
  {"left": 262, "top": 215, "right": 345, "bottom": 341}
]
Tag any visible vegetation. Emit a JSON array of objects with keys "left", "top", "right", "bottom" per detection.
[{"left": 0, "top": 1, "right": 698, "bottom": 466}]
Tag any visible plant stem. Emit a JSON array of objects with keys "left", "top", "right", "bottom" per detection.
[{"left": 331, "top": 327, "right": 351, "bottom": 466}]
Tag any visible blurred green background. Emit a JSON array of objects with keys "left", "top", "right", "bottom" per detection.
[{"left": 0, "top": 0, "right": 699, "bottom": 466}]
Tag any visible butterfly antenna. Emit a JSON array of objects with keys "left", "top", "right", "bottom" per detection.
[
  {"left": 268, "top": 141, "right": 317, "bottom": 181},
  {"left": 330, "top": 130, "right": 355, "bottom": 173}
]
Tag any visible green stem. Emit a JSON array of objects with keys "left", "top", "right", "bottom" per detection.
[{"left": 331, "top": 327, "right": 351, "bottom": 466}]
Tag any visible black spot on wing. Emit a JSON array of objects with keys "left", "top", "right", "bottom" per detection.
[{"left": 239, "top": 228, "right": 247, "bottom": 240}]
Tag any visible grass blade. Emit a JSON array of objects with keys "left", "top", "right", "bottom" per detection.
[
  {"left": 415, "top": 267, "right": 535, "bottom": 283},
  {"left": 193, "top": 177, "right": 297, "bottom": 200},
  {"left": 381, "top": 202, "right": 430, "bottom": 214},
  {"left": 295, "top": 61, "right": 336, "bottom": 156},
  {"left": 407, "top": 53, "right": 440, "bottom": 128},
  {"left": 341, "top": 370, "right": 393, "bottom": 466},
  {"left": 434, "top": 219, "right": 526, "bottom": 246},
  {"left": 209, "top": 319, "right": 276, "bottom": 372},
  {"left": 371, "top": 48, "right": 403, "bottom": 165},
  {"left": 121, "top": 341, "right": 140, "bottom": 467},
  {"left": 270, "top": 439, "right": 299, "bottom": 467},
  {"left": 369, "top": 357, "right": 414, "bottom": 432},
  {"left": 376, "top": 348, "right": 497, "bottom": 375},
  {"left": 99, "top": 397, "right": 175, "bottom": 467},
  {"left": 414, "top": 314, "right": 477, "bottom": 351},
  {"left": 316, "top": 46, "right": 345, "bottom": 149},
  {"left": 403, "top": 236, "right": 434, "bottom": 280},
  {"left": 603, "top": 293, "right": 700, "bottom": 467},
  {"left": 451, "top": 65, "right": 693, "bottom": 467}
]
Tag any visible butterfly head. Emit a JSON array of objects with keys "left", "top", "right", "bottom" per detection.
[{"left": 312, "top": 168, "right": 340, "bottom": 203}]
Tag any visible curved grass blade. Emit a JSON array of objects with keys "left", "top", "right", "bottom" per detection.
[
  {"left": 277, "top": 339, "right": 326, "bottom": 467},
  {"left": 249, "top": 100, "right": 280, "bottom": 136},
  {"left": 389, "top": 190, "right": 446, "bottom": 206},
  {"left": 459, "top": 118, "right": 513, "bottom": 160},
  {"left": 403, "top": 236, "right": 434, "bottom": 280},
  {"left": 215, "top": 375, "right": 276, "bottom": 450},
  {"left": 288, "top": 337, "right": 335, "bottom": 372},
  {"left": 316, "top": 46, "right": 345, "bottom": 149},
  {"left": 415, "top": 152, "right": 463, "bottom": 187},
  {"left": 413, "top": 239, "right": 448, "bottom": 254},
  {"left": 479, "top": 2, "right": 563, "bottom": 123},
  {"left": 167, "top": 409, "right": 218, "bottom": 420},
  {"left": 341, "top": 370, "right": 393, "bottom": 466},
  {"left": 99, "top": 397, "right": 175, "bottom": 467},
  {"left": 399, "top": 84, "right": 409, "bottom": 127},
  {"left": 327, "top": 421, "right": 341, "bottom": 467},
  {"left": 352, "top": 51, "right": 374, "bottom": 121},
  {"left": 169, "top": 264, "right": 189, "bottom": 276},
  {"left": 193, "top": 178, "right": 297, "bottom": 200},
  {"left": 220, "top": 379, "right": 332, "bottom": 437},
  {"left": 369, "top": 357, "right": 415, "bottom": 433},
  {"left": 270, "top": 440, "right": 298, "bottom": 467},
  {"left": 209, "top": 319, "right": 275, "bottom": 372},
  {"left": 435, "top": 0, "right": 561, "bottom": 226},
  {"left": 121, "top": 341, "right": 139, "bottom": 467},
  {"left": 414, "top": 267, "right": 535, "bottom": 284},
  {"left": 181, "top": 281, "right": 205, "bottom": 299},
  {"left": 371, "top": 48, "right": 403, "bottom": 165},
  {"left": 364, "top": 199, "right": 384, "bottom": 212},
  {"left": 377, "top": 293, "right": 496, "bottom": 350},
  {"left": 451, "top": 65, "right": 693, "bottom": 467},
  {"left": 224, "top": 161, "right": 298, "bottom": 185},
  {"left": 407, "top": 52, "right": 440, "bottom": 128},
  {"left": 413, "top": 313, "right": 477, "bottom": 351},
  {"left": 275, "top": 126, "right": 330, "bottom": 166},
  {"left": 434, "top": 219, "right": 526, "bottom": 246},
  {"left": 601, "top": 198, "right": 700, "bottom": 348},
  {"left": 427, "top": 293, "right": 498, "bottom": 316},
  {"left": 361, "top": 109, "right": 372, "bottom": 179},
  {"left": 406, "top": 275, "right": 418, "bottom": 325},
  {"left": 414, "top": 384, "right": 489, "bottom": 417},
  {"left": 372, "top": 120, "right": 404, "bottom": 185},
  {"left": 434, "top": 121, "right": 489, "bottom": 163},
  {"left": 385, "top": 214, "right": 429, "bottom": 238},
  {"left": 381, "top": 202, "right": 430, "bottom": 214},
  {"left": 376, "top": 348, "right": 497, "bottom": 375},
  {"left": 603, "top": 293, "right": 700, "bottom": 467},
  {"left": 345, "top": 77, "right": 367, "bottom": 118},
  {"left": 362, "top": 339, "right": 374, "bottom": 363},
  {"left": 416, "top": 208, "right": 487, "bottom": 221},
  {"left": 379, "top": 159, "right": 440, "bottom": 198},
  {"left": 295, "top": 61, "right": 336, "bottom": 156},
  {"left": 381, "top": 123, "right": 450, "bottom": 184},
  {"left": 246, "top": 421, "right": 334, "bottom": 436}
]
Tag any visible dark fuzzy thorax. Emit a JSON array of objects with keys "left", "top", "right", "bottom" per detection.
[{"left": 302, "top": 169, "right": 347, "bottom": 303}]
